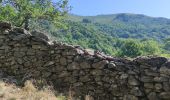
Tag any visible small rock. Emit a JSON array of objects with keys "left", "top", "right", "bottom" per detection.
[
  {"left": 60, "top": 57, "right": 67, "bottom": 65},
  {"left": 155, "top": 83, "right": 162, "bottom": 90},
  {"left": 144, "top": 83, "right": 154, "bottom": 89},
  {"left": 92, "top": 60, "right": 108, "bottom": 69},
  {"left": 130, "top": 87, "right": 144, "bottom": 96},
  {"left": 79, "top": 75, "right": 91, "bottom": 82},
  {"left": 120, "top": 74, "right": 128, "bottom": 79},
  {"left": 84, "top": 49, "right": 94, "bottom": 55},
  {"left": 141, "top": 76, "right": 154, "bottom": 82},
  {"left": 108, "top": 63, "right": 116, "bottom": 69},
  {"left": 159, "top": 92, "right": 170, "bottom": 99},
  {"left": 128, "top": 76, "right": 140, "bottom": 86},
  {"left": 163, "top": 82, "right": 170, "bottom": 91},
  {"left": 42, "top": 72, "right": 51, "bottom": 77},
  {"left": 160, "top": 67, "right": 170, "bottom": 75},
  {"left": 44, "top": 61, "right": 55, "bottom": 67},
  {"left": 145, "top": 69, "right": 159, "bottom": 76},
  {"left": 154, "top": 77, "right": 168, "bottom": 82},
  {"left": 31, "top": 31, "right": 49, "bottom": 41},
  {"left": 123, "top": 95, "right": 138, "bottom": 100},
  {"left": 148, "top": 92, "right": 160, "bottom": 100},
  {"left": 67, "top": 62, "right": 80, "bottom": 70},
  {"left": 73, "top": 82, "right": 83, "bottom": 87},
  {"left": 80, "top": 62, "right": 91, "bottom": 69},
  {"left": 58, "top": 71, "right": 70, "bottom": 77},
  {"left": 0, "top": 22, "right": 12, "bottom": 30},
  {"left": 90, "top": 70, "right": 102, "bottom": 75},
  {"left": 76, "top": 48, "right": 84, "bottom": 54}
]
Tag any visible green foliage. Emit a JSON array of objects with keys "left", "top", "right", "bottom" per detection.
[
  {"left": 58, "top": 21, "right": 116, "bottom": 55},
  {"left": 0, "top": 0, "right": 70, "bottom": 29},
  {"left": 164, "top": 42, "right": 170, "bottom": 51},
  {"left": 69, "top": 13, "right": 170, "bottom": 41},
  {"left": 82, "top": 18, "right": 91, "bottom": 23},
  {"left": 164, "top": 37, "right": 170, "bottom": 51},
  {"left": 0, "top": 4, "right": 17, "bottom": 23},
  {"left": 160, "top": 53, "right": 170, "bottom": 58},
  {"left": 117, "top": 39, "right": 142, "bottom": 57},
  {"left": 142, "top": 40, "right": 160, "bottom": 55}
]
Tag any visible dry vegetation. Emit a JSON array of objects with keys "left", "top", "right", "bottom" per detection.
[
  {"left": 0, "top": 80, "right": 66, "bottom": 100},
  {"left": 0, "top": 79, "right": 93, "bottom": 100},
  {"left": 0, "top": 70, "right": 93, "bottom": 100}
]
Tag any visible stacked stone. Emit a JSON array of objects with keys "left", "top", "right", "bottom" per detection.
[
  {"left": 134, "top": 57, "right": 170, "bottom": 100},
  {"left": 1, "top": 22, "right": 170, "bottom": 100}
]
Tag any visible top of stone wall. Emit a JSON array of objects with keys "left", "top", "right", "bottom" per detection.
[{"left": 0, "top": 21, "right": 169, "bottom": 68}]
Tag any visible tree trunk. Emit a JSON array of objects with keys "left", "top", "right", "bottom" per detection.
[{"left": 24, "top": 15, "right": 30, "bottom": 30}]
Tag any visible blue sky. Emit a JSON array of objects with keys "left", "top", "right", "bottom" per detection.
[{"left": 65, "top": 0, "right": 170, "bottom": 18}]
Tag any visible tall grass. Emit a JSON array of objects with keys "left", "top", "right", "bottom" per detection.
[{"left": 0, "top": 80, "right": 66, "bottom": 100}]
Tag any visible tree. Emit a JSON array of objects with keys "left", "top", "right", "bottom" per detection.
[
  {"left": 117, "top": 39, "right": 142, "bottom": 57},
  {"left": 164, "top": 37, "right": 170, "bottom": 51},
  {"left": 0, "top": 0, "right": 70, "bottom": 30},
  {"left": 82, "top": 18, "right": 91, "bottom": 23},
  {"left": 142, "top": 40, "right": 160, "bottom": 55}
]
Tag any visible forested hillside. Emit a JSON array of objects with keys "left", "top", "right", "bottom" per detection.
[
  {"left": 68, "top": 13, "right": 170, "bottom": 41},
  {"left": 36, "top": 13, "right": 170, "bottom": 57}
]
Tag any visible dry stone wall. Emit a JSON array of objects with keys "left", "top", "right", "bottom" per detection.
[{"left": 0, "top": 22, "right": 170, "bottom": 100}]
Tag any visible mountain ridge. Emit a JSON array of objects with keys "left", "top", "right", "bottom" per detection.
[
  {"left": 69, "top": 13, "right": 170, "bottom": 18},
  {"left": 66, "top": 13, "right": 170, "bottom": 41},
  {"left": 68, "top": 13, "right": 170, "bottom": 23}
]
